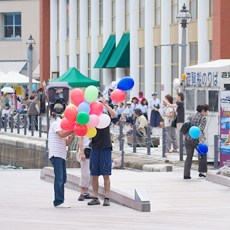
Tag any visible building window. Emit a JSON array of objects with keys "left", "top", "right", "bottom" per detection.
[
  {"left": 3, "top": 13, "right": 21, "bottom": 39},
  {"left": 112, "top": 0, "right": 116, "bottom": 33},
  {"left": 67, "top": 0, "right": 69, "bottom": 40},
  {"left": 57, "top": 0, "right": 59, "bottom": 41},
  {"left": 139, "top": 48, "right": 145, "bottom": 92},
  {"left": 171, "top": 46, "right": 178, "bottom": 97},
  {"left": 88, "top": 53, "right": 91, "bottom": 78},
  {"left": 99, "top": 69, "right": 103, "bottom": 91},
  {"left": 171, "top": 0, "right": 178, "bottom": 23},
  {"left": 139, "top": 0, "right": 145, "bottom": 28},
  {"left": 210, "top": 41, "right": 213, "bottom": 61},
  {"left": 209, "top": 0, "right": 213, "bottom": 17},
  {"left": 155, "top": 0, "right": 160, "bottom": 26},
  {"left": 155, "top": 46, "right": 161, "bottom": 98},
  {"left": 99, "top": 0, "right": 103, "bottom": 34},
  {"left": 67, "top": 56, "right": 69, "bottom": 69},
  {"left": 57, "top": 57, "right": 59, "bottom": 71},
  {"left": 190, "top": 0, "right": 197, "bottom": 20},
  {"left": 112, "top": 69, "right": 116, "bottom": 81},
  {"left": 77, "top": 0, "right": 80, "bottom": 38},
  {"left": 125, "top": 0, "right": 130, "bottom": 31},
  {"left": 189, "top": 43, "right": 198, "bottom": 65},
  {"left": 77, "top": 54, "right": 80, "bottom": 71},
  {"left": 88, "top": 0, "right": 91, "bottom": 36}
]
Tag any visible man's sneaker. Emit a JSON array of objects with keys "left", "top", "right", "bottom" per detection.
[
  {"left": 87, "top": 197, "right": 100, "bottom": 205},
  {"left": 78, "top": 194, "right": 85, "bottom": 201},
  {"left": 55, "top": 202, "right": 71, "bottom": 208},
  {"left": 84, "top": 193, "right": 94, "bottom": 199},
  {"left": 103, "top": 198, "right": 110, "bottom": 206}
]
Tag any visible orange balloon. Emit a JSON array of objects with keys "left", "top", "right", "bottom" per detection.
[{"left": 67, "top": 104, "right": 78, "bottom": 110}]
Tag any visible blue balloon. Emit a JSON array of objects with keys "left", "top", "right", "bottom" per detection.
[
  {"left": 197, "top": 143, "right": 208, "bottom": 155},
  {"left": 189, "top": 126, "right": 201, "bottom": 139},
  {"left": 78, "top": 102, "right": 90, "bottom": 114},
  {"left": 117, "top": 77, "right": 134, "bottom": 91}
]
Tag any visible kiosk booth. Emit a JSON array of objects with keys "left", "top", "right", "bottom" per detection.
[{"left": 184, "top": 59, "right": 230, "bottom": 161}]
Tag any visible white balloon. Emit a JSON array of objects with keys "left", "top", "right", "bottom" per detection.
[{"left": 96, "top": 114, "right": 111, "bottom": 129}]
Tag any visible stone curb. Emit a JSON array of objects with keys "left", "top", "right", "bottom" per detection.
[
  {"left": 41, "top": 167, "right": 151, "bottom": 212},
  {"left": 206, "top": 172, "right": 230, "bottom": 187}
]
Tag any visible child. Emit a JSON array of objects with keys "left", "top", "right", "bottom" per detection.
[
  {"left": 112, "top": 104, "right": 119, "bottom": 128},
  {"left": 117, "top": 102, "right": 124, "bottom": 121},
  {"left": 123, "top": 101, "right": 133, "bottom": 132},
  {"left": 2, "top": 104, "right": 12, "bottom": 127},
  {"left": 139, "top": 99, "right": 148, "bottom": 120}
]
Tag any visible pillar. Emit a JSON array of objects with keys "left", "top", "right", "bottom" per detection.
[{"left": 50, "top": 0, "right": 56, "bottom": 80}]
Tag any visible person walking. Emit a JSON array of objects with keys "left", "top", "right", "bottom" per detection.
[
  {"left": 27, "top": 95, "right": 39, "bottom": 131},
  {"left": 161, "top": 94, "right": 178, "bottom": 153},
  {"left": 184, "top": 104, "right": 209, "bottom": 179},
  {"left": 77, "top": 136, "right": 94, "bottom": 201},
  {"left": 87, "top": 98, "right": 116, "bottom": 206},
  {"left": 163, "top": 92, "right": 184, "bottom": 150},
  {"left": 48, "top": 114, "right": 75, "bottom": 208},
  {"left": 149, "top": 92, "right": 161, "bottom": 135}
]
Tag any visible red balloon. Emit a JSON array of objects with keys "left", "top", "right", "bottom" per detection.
[
  {"left": 70, "top": 89, "right": 84, "bottom": 106},
  {"left": 110, "top": 89, "right": 126, "bottom": 103},
  {"left": 64, "top": 107, "right": 78, "bottom": 122},
  {"left": 74, "top": 124, "right": 87, "bottom": 136},
  {"left": 60, "top": 118, "right": 75, "bottom": 131},
  {"left": 90, "top": 102, "right": 103, "bottom": 116}
]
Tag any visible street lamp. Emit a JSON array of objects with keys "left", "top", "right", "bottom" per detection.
[
  {"left": 26, "top": 34, "right": 36, "bottom": 97},
  {"left": 176, "top": 4, "right": 191, "bottom": 90}
]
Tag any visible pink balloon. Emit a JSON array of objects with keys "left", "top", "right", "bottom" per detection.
[
  {"left": 71, "top": 89, "right": 84, "bottom": 106},
  {"left": 60, "top": 118, "right": 75, "bottom": 131},
  {"left": 110, "top": 89, "right": 126, "bottom": 103},
  {"left": 90, "top": 102, "right": 103, "bottom": 116},
  {"left": 87, "top": 114, "right": 100, "bottom": 128},
  {"left": 64, "top": 107, "right": 78, "bottom": 122}
]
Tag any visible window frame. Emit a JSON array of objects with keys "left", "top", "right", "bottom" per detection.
[
  {"left": 189, "top": 0, "right": 198, "bottom": 21},
  {"left": 88, "top": 53, "right": 91, "bottom": 78},
  {"left": 139, "top": 48, "right": 145, "bottom": 93},
  {"left": 111, "top": 0, "right": 116, "bottom": 33},
  {"left": 154, "top": 46, "right": 161, "bottom": 99},
  {"left": 155, "top": 0, "right": 161, "bottom": 26},
  {"left": 209, "top": 0, "right": 213, "bottom": 18},
  {"left": 139, "top": 0, "right": 145, "bottom": 29},
  {"left": 77, "top": 54, "right": 80, "bottom": 71},
  {"left": 209, "top": 41, "right": 213, "bottom": 61},
  {"left": 88, "top": 0, "right": 91, "bottom": 37},
  {"left": 3, "top": 13, "right": 22, "bottom": 40},
  {"left": 99, "top": 0, "right": 103, "bottom": 34},
  {"left": 171, "top": 0, "right": 178, "bottom": 24},
  {"left": 189, "top": 42, "right": 198, "bottom": 66},
  {"left": 171, "top": 45, "right": 179, "bottom": 97},
  {"left": 57, "top": 0, "right": 59, "bottom": 41},
  {"left": 77, "top": 0, "right": 80, "bottom": 38}
]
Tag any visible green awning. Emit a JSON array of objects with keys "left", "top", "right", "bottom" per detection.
[
  {"left": 106, "top": 33, "right": 130, "bottom": 68},
  {"left": 94, "top": 35, "right": 116, "bottom": 68},
  {"left": 48, "top": 67, "right": 100, "bottom": 88}
]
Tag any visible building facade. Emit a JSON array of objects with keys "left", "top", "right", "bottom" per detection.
[
  {"left": 48, "top": 0, "right": 217, "bottom": 100},
  {"left": 0, "top": 0, "right": 39, "bottom": 79}
]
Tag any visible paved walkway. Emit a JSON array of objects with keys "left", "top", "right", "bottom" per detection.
[{"left": 0, "top": 168, "right": 229, "bottom": 230}]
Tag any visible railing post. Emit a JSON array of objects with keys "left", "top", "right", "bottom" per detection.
[
  {"left": 46, "top": 139, "right": 49, "bottom": 167},
  {"left": 147, "top": 126, "right": 151, "bottom": 155},
  {"left": 4, "top": 114, "right": 7, "bottom": 132},
  {"left": 39, "top": 116, "right": 42, "bottom": 137},
  {"left": 119, "top": 124, "right": 124, "bottom": 169},
  {"left": 10, "top": 114, "right": 13, "bottom": 133},
  {"left": 24, "top": 115, "right": 27, "bottom": 135},
  {"left": 31, "top": 115, "right": 34, "bottom": 136},
  {"left": 0, "top": 112, "right": 2, "bottom": 130},
  {"left": 214, "top": 135, "right": 219, "bottom": 169},
  {"left": 162, "top": 127, "right": 166, "bottom": 158},
  {"left": 179, "top": 132, "right": 183, "bottom": 161},
  {"left": 17, "top": 114, "right": 20, "bottom": 134},
  {"left": 47, "top": 113, "right": 50, "bottom": 138},
  {"left": 133, "top": 125, "right": 137, "bottom": 153}
]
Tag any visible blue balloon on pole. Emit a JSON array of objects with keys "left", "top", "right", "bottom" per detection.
[
  {"left": 78, "top": 102, "right": 90, "bottom": 114},
  {"left": 189, "top": 126, "right": 201, "bottom": 139},
  {"left": 117, "top": 77, "right": 135, "bottom": 91},
  {"left": 197, "top": 143, "right": 208, "bottom": 155}
]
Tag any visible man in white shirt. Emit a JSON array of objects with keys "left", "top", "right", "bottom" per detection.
[{"left": 48, "top": 115, "right": 75, "bottom": 208}]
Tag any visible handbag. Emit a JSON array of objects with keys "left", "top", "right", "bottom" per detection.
[
  {"left": 171, "top": 116, "right": 177, "bottom": 128},
  {"left": 180, "top": 120, "right": 191, "bottom": 135},
  {"left": 84, "top": 148, "right": 91, "bottom": 159}
]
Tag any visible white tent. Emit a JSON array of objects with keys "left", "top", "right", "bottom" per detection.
[{"left": 0, "top": 71, "right": 40, "bottom": 84}]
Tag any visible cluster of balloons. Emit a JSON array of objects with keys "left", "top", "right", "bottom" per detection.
[
  {"left": 110, "top": 77, "right": 134, "bottom": 103},
  {"left": 189, "top": 126, "right": 208, "bottom": 155},
  {"left": 60, "top": 86, "right": 111, "bottom": 137}
]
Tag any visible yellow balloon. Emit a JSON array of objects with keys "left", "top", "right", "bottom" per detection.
[
  {"left": 67, "top": 104, "right": 78, "bottom": 110},
  {"left": 86, "top": 127, "right": 97, "bottom": 138}
]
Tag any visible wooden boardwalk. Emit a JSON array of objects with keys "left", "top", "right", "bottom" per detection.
[{"left": 0, "top": 168, "right": 229, "bottom": 230}]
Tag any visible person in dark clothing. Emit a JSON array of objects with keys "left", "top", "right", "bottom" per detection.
[
  {"left": 87, "top": 98, "right": 116, "bottom": 207},
  {"left": 27, "top": 95, "right": 40, "bottom": 131}
]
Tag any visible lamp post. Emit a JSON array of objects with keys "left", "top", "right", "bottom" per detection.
[
  {"left": 26, "top": 34, "right": 36, "bottom": 97},
  {"left": 176, "top": 4, "right": 192, "bottom": 91}
]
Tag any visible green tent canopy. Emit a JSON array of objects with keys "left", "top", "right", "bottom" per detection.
[{"left": 48, "top": 67, "right": 100, "bottom": 88}]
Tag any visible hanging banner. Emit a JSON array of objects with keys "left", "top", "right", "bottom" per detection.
[{"left": 220, "top": 91, "right": 230, "bottom": 167}]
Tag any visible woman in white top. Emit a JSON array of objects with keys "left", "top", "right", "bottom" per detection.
[
  {"left": 138, "top": 98, "right": 148, "bottom": 120},
  {"left": 162, "top": 94, "right": 178, "bottom": 153},
  {"left": 123, "top": 102, "right": 134, "bottom": 125},
  {"left": 77, "top": 136, "right": 94, "bottom": 201}
]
